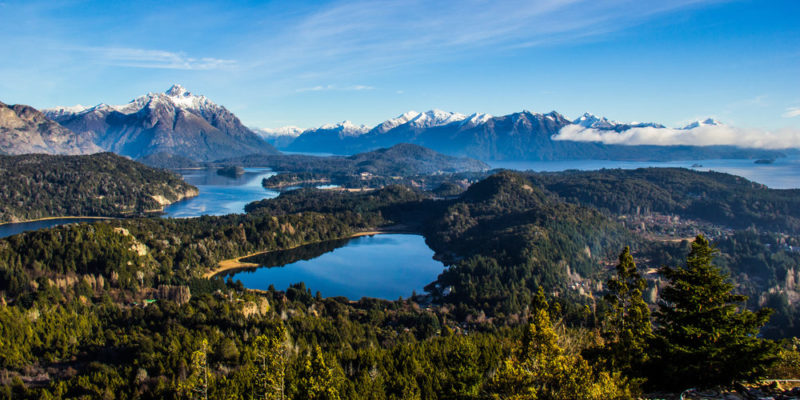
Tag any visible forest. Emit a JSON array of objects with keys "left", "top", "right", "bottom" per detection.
[
  {"left": 218, "top": 143, "right": 488, "bottom": 177},
  {"left": 1, "top": 168, "right": 800, "bottom": 398},
  {"left": 0, "top": 153, "right": 197, "bottom": 223},
  {"left": 526, "top": 168, "right": 800, "bottom": 234}
]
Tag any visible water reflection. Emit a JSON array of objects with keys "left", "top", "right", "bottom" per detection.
[
  {"left": 162, "top": 167, "right": 279, "bottom": 218},
  {"left": 226, "top": 234, "right": 445, "bottom": 300}
]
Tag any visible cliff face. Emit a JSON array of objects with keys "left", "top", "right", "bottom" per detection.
[{"left": 0, "top": 101, "right": 101, "bottom": 156}]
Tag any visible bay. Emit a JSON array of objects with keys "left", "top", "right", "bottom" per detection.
[
  {"left": 0, "top": 167, "right": 279, "bottom": 237},
  {"left": 162, "top": 167, "right": 279, "bottom": 218}
]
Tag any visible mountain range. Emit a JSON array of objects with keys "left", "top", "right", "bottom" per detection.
[
  {"left": 0, "top": 101, "right": 101, "bottom": 155},
  {"left": 5, "top": 85, "right": 782, "bottom": 163},
  {"left": 44, "top": 85, "right": 278, "bottom": 161},
  {"left": 265, "top": 110, "right": 777, "bottom": 161}
]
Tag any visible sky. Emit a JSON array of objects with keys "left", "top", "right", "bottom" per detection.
[{"left": 0, "top": 0, "right": 798, "bottom": 137}]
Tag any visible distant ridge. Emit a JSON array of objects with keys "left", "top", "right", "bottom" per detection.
[
  {"left": 273, "top": 110, "right": 781, "bottom": 161},
  {"left": 0, "top": 101, "right": 101, "bottom": 155},
  {"left": 44, "top": 85, "right": 279, "bottom": 161}
]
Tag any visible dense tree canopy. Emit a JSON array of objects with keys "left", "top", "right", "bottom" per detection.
[
  {"left": 651, "top": 235, "right": 779, "bottom": 389},
  {"left": 0, "top": 153, "right": 196, "bottom": 223},
  {"left": 0, "top": 169, "right": 798, "bottom": 398}
]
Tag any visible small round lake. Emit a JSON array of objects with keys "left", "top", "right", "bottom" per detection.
[{"left": 224, "top": 234, "right": 445, "bottom": 300}]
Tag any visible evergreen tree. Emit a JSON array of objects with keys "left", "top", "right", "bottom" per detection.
[
  {"left": 296, "top": 345, "right": 341, "bottom": 400},
  {"left": 254, "top": 327, "right": 287, "bottom": 400},
  {"left": 179, "top": 339, "right": 209, "bottom": 400},
  {"left": 485, "top": 288, "right": 632, "bottom": 400},
  {"left": 601, "top": 247, "right": 652, "bottom": 375},
  {"left": 652, "top": 235, "right": 779, "bottom": 389}
]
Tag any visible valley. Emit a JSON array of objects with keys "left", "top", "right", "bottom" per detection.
[
  {"left": 4, "top": 2, "right": 799, "bottom": 397},
  {"left": 2, "top": 157, "right": 799, "bottom": 398},
  {"left": 1, "top": 88, "right": 799, "bottom": 399}
]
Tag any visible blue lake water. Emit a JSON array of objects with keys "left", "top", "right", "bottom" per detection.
[
  {"left": 489, "top": 154, "right": 800, "bottom": 189},
  {"left": 2, "top": 156, "right": 799, "bottom": 239},
  {"left": 225, "top": 234, "right": 445, "bottom": 300},
  {"left": 0, "top": 168, "right": 279, "bottom": 238},
  {"left": 162, "top": 168, "right": 279, "bottom": 218},
  {"left": 0, "top": 218, "right": 110, "bottom": 239}
]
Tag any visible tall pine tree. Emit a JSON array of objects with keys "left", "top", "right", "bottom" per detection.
[
  {"left": 296, "top": 345, "right": 341, "bottom": 400},
  {"left": 652, "top": 235, "right": 778, "bottom": 389},
  {"left": 602, "top": 247, "right": 652, "bottom": 375}
]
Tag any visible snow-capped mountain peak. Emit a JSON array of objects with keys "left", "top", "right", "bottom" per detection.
[
  {"left": 461, "top": 112, "right": 493, "bottom": 127},
  {"left": 41, "top": 104, "right": 89, "bottom": 119},
  {"left": 407, "top": 109, "right": 467, "bottom": 128},
  {"left": 683, "top": 118, "right": 723, "bottom": 130},
  {"left": 253, "top": 126, "right": 305, "bottom": 138},
  {"left": 160, "top": 84, "right": 215, "bottom": 111},
  {"left": 319, "top": 120, "right": 371, "bottom": 136},
  {"left": 375, "top": 109, "right": 467, "bottom": 133},
  {"left": 165, "top": 84, "right": 190, "bottom": 97},
  {"left": 375, "top": 110, "right": 422, "bottom": 133},
  {"left": 52, "top": 104, "right": 88, "bottom": 113},
  {"left": 42, "top": 84, "right": 277, "bottom": 161},
  {"left": 573, "top": 112, "right": 617, "bottom": 129}
]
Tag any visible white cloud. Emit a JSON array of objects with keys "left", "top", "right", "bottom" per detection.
[
  {"left": 783, "top": 107, "right": 800, "bottom": 118},
  {"left": 78, "top": 47, "right": 236, "bottom": 70},
  {"left": 553, "top": 124, "right": 800, "bottom": 149}
]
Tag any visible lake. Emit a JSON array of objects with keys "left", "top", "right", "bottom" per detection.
[
  {"left": 162, "top": 167, "right": 279, "bottom": 218},
  {"left": 489, "top": 154, "right": 800, "bottom": 189},
  {"left": 0, "top": 218, "right": 111, "bottom": 239},
  {"left": 224, "top": 234, "right": 445, "bottom": 300},
  {"left": 3, "top": 156, "right": 799, "bottom": 239},
  {"left": 0, "top": 168, "right": 279, "bottom": 238}
]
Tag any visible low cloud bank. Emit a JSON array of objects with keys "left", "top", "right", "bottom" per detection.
[{"left": 553, "top": 124, "right": 800, "bottom": 150}]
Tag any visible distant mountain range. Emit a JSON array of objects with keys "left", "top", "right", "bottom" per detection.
[
  {"left": 0, "top": 101, "right": 101, "bottom": 155},
  {"left": 260, "top": 110, "right": 779, "bottom": 161},
  {"left": 9, "top": 87, "right": 782, "bottom": 163},
  {"left": 43, "top": 85, "right": 278, "bottom": 161}
]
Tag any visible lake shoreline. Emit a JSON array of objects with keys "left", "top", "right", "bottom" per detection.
[
  {"left": 205, "top": 225, "right": 416, "bottom": 278},
  {"left": 0, "top": 215, "right": 117, "bottom": 227}
]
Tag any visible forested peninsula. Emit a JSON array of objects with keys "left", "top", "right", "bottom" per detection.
[{"left": 0, "top": 153, "right": 198, "bottom": 223}]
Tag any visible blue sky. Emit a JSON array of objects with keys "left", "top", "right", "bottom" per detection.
[{"left": 0, "top": 0, "right": 798, "bottom": 132}]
